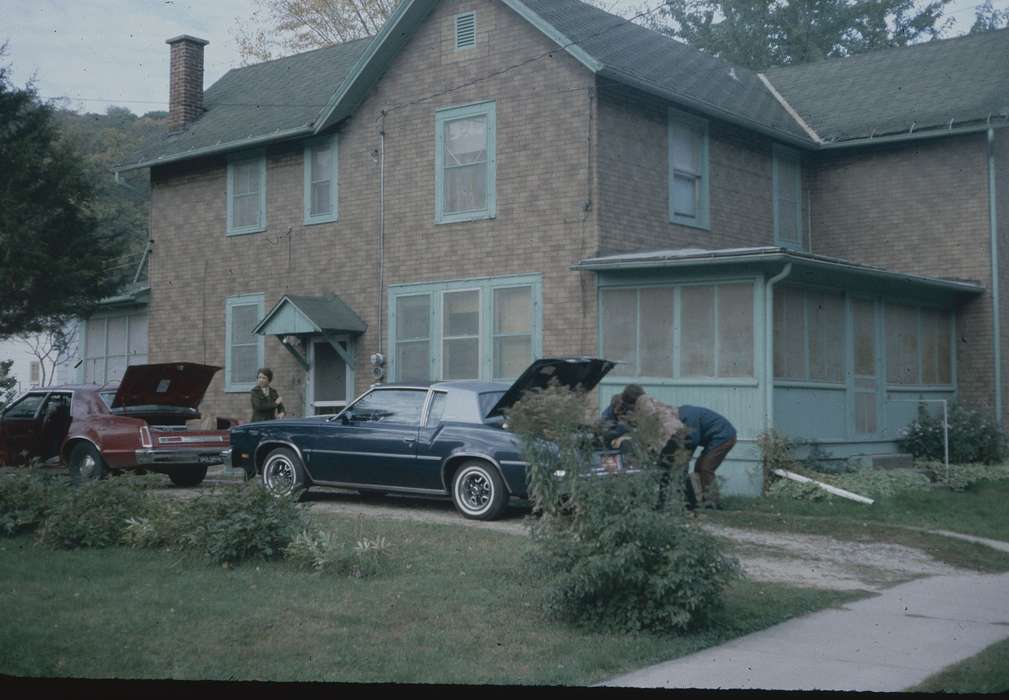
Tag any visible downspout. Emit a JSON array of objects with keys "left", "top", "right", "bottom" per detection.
[
  {"left": 765, "top": 263, "right": 793, "bottom": 432},
  {"left": 988, "top": 128, "right": 1002, "bottom": 422},
  {"left": 378, "top": 111, "right": 386, "bottom": 358}
]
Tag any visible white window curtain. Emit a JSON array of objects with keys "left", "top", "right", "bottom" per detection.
[{"left": 443, "top": 117, "right": 487, "bottom": 214}]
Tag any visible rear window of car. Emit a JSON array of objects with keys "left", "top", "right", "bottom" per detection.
[{"left": 478, "top": 391, "right": 505, "bottom": 418}]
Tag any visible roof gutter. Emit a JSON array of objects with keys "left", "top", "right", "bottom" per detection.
[
  {"left": 820, "top": 122, "right": 1009, "bottom": 151},
  {"left": 114, "top": 125, "right": 315, "bottom": 173},
  {"left": 988, "top": 128, "right": 1003, "bottom": 423},
  {"left": 572, "top": 248, "right": 984, "bottom": 295}
]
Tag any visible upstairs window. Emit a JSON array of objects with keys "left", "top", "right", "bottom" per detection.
[
  {"left": 773, "top": 145, "right": 803, "bottom": 249},
  {"left": 668, "top": 108, "right": 709, "bottom": 229},
  {"left": 436, "top": 101, "right": 496, "bottom": 224},
  {"left": 227, "top": 151, "right": 267, "bottom": 235},
  {"left": 304, "top": 136, "right": 339, "bottom": 224},
  {"left": 455, "top": 12, "right": 476, "bottom": 50}
]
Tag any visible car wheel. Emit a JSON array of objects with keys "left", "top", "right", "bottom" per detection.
[
  {"left": 68, "top": 442, "right": 107, "bottom": 483},
  {"left": 261, "top": 447, "right": 308, "bottom": 498},
  {"left": 451, "top": 461, "right": 507, "bottom": 521},
  {"left": 167, "top": 465, "right": 208, "bottom": 488}
]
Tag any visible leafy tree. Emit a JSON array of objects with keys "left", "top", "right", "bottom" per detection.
[
  {"left": 647, "top": 0, "right": 954, "bottom": 70},
  {"left": 0, "top": 52, "right": 129, "bottom": 339},
  {"left": 0, "top": 360, "right": 17, "bottom": 409},
  {"left": 969, "top": 0, "right": 1009, "bottom": 33}
]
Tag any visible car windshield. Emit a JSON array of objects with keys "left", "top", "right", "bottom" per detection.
[{"left": 478, "top": 391, "right": 505, "bottom": 418}]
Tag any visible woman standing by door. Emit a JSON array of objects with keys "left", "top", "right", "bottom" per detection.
[{"left": 250, "top": 367, "right": 286, "bottom": 421}]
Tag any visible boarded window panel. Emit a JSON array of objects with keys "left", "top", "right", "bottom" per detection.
[
  {"left": 602, "top": 289, "right": 638, "bottom": 376},
  {"left": 680, "top": 285, "right": 715, "bottom": 377},
  {"left": 128, "top": 314, "right": 148, "bottom": 356},
  {"left": 107, "top": 316, "right": 127, "bottom": 356},
  {"left": 672, "top": 174, "right": 698, "bottom": 218},
  {"left": 937, "top": 311, "right": 952, "bottom": 384},
  {"left": 853, "top": 299, "right": 876, "bottom": 376},
  {"left": 921, "top": 309, "right": 940, "bottom": 385},
  {"left": 782, "top": 287, "right": 807, "bottom": 379},
  {"left": 639, "top": 287, "right": 674, "bottom": 377},
  {"left": 809, "top": 291, "right": 844, "bottom": 382},
  {"left": 886, "top": 304, "right": 919, "bottom": 384},
  {"left": 856, "top": 392, "right": 877, "bottom": 434},
  {"left": 773, "top": 290, "right": 787, "bottom": 378},
  {"left": 718, "top": 283, "right": 754, "bottom": 377}
]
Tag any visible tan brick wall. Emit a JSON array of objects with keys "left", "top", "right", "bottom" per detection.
[
  {"left": 993, "top": 129, "right": 1009, "bottom": 427},
  {"left": 809, "top": 133, "right": 997, "bottom": 416},
  {"left": 149, "top": 0, "right": 598, "bottom": 423}
]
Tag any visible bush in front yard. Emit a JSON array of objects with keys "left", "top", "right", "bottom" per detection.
[
  {"left": 508, "top": 383, "right": 741, "bottom": 634},
  {"left": 899, "top": 402, "right": 1008, "bottom": 465},
  {"left": 37, "top": 477, "right": 150, "bottom": 549},
  {"left": 0, "top": 469, "right": 69, "bottom": 536}
]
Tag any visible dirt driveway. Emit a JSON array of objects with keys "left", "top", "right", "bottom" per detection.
[{"left": 195, "top": 478, "right": 966, "bottom": 592}]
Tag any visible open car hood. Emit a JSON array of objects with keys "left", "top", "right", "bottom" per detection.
[
  {"left": 486, "top": 357, "right": 615, "bottom": 418},
  {"left": 110, "top": 363, "right": 221, "bottom": 410}
]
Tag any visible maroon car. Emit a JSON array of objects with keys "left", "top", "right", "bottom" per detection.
[{"left": 0, "top": 363, "right": 231, "bottom": 487}]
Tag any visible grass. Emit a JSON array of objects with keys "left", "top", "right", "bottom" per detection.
[
  {"left": 0, "top": 513, "right": 865, "bottom": 684},
  {"left": 707, "top": 479, "right": 1009, "bottom": 573},
  {"left": 909, "top": 636, "right": 1009, "bottom": 693}
]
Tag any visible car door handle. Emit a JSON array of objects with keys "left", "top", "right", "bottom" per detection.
[{"left": 403, "top": 438, "right": 416, "bottom": 445}]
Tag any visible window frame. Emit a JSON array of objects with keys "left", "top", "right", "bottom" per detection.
[
  {"left": 388, "top": 274, "right": 542, "bottom": 383},
  {"left": 80, "top": 312, "right": 149, "bottom": 385},
  {"left": 435, "top": 100, "right": 497, "bottom": 224},
  {"left": 773, "top": 144, "right": 803, "bottom": 250},
  {"left": 303, "top": 135, "right": 339, "bottom": 225},
  {"left": 599, "top": 279, "right": 758, "bottom": 384},
  {"left": 667, "top": 107, "right": 710, "bottom": 230},
  {"left": 225, "top": 293, "right": 265, "bottom": 393},
  {"left": 883, "top": 302, "right": 955, "bottom": 389},
  {"left": 226, "top": 150, "right": 267, "bottom": 236}
]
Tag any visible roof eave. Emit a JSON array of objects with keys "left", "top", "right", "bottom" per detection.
[
  {"left": 573, "top": 248, "right": 984, "bottom": 296},
  {"left": 499, "top": 0, "right": 604, "bottom": 73},
  {"left": 115, "top": 126, "right": 315, "bottom": 173},
  {"left": 819, "top": 121, "right": 1009, "bottom": 150}
]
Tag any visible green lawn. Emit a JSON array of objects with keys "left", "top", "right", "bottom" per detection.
[
  {"left": 708, "top": 479, "right": 1009, "bottom": 572},
  {"left": 0, "top": 514, "right": 864, "bottom": 684},
  {"left": 909, "top": 636, "right": 1009, "bottom": 693}
]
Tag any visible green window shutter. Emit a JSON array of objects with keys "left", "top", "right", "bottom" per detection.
[{"left": 773, "top": 144, "right": 803, "bottom": 250}]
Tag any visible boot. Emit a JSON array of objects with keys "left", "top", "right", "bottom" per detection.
[{"left": 699, "top": 472, "right": 720, "bottom": 509}]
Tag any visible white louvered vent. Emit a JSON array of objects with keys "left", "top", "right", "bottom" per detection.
[{"left": 455, "top": 12, "right": 476, "bottom": 50}]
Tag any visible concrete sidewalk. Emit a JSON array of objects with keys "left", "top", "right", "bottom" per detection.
[{"left": 600, "top": 571, "right": 1009, "bottom": 691}]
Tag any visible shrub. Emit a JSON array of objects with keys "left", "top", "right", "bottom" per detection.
[
  {"left": 508, "top": 384, "right": 740, "bottom": 634},
  {"left": 917, "top": 461, "right": 1009, "bottom": 491},
  {"left": 200, "top": 483, "right": 307, "bottom": 564},
  {"left": 756, "top": 430, "right": 798, "bottom": 494},
  {"left": 767, "top": 467, "right": 932, "bottom": 501},
  {"left": 0, "top": 470, "right": 68, "bottom": 536},
  {"left": 899, "top": 402, "right": 1008, "bottom": 465},
  {"left": 37, "top": 477, "right": 151, "bottom": 549},
  {"left": 285, "top": 520, "right": 393, "bottom": 578}
]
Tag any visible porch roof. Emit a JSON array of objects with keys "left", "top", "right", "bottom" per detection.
[
  {"left": 573, "top": 247, "right": 984, "bottom": 303},
  {"left": 252, "top": 294, "right": 367, "bottom": 337}
]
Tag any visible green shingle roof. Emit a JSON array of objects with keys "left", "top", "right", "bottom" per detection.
[
  {"left": 765, "top": 28, "right": 1009, "bottom": 144},
  {"left": 118, "top": 38, "right": 370, "bottom": 170},
  {"left": 517, "top": 0, "right": 813, "bottom": 144}
]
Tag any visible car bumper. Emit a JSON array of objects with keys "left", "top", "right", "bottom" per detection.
[{"left": 134, "top": 448, "right": 225, "bottom": 466}]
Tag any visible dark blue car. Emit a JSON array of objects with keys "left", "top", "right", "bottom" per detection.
[{"left": 227, "top": 358, "right": 618, "bottom": 520}]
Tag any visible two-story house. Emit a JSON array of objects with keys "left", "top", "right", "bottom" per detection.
[{"left": 116, "top": 0, "right": 1009, "bottom": 496}]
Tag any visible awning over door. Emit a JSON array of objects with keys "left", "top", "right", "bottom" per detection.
[{"left": 252, "top": 294, "right": 367, "bottom": 370}]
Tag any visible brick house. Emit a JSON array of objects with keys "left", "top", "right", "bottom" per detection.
[{"left": 116, "top": 0, "right": 1009, "bottom": 496}]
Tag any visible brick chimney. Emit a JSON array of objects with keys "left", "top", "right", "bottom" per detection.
[{"left": 166, "top": 35, "right": 209, "bottom": 131}]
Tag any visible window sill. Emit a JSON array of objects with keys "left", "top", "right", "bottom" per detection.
[
  {"left": 774, "top": 380, "right": 846, "bottom": 390},
  {"left": 304, "top": 214, "right": 339, "bottom": 226},
  {"left": 226, "top": 225, "right": 266, "bottom": 237},
  {"left": 436, "top": 211, "right": 495, "bottom": 225},
  {"left": 669, "top": 217, "right": 710, "bottom": 231}
]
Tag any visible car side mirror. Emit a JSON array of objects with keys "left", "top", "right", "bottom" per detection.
[{"left": 339, "top": 413, "right": 351, "bottom": 425}]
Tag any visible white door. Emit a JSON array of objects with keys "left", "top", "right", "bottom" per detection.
[{"left": 307, "top": 339, "right": 352, "bottom": 415}]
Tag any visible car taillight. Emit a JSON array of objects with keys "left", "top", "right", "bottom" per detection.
[
  {"left": 601, "top": 453, "right": 622, "bottom": 474},
  {"left": 140, "top": 426, "right": 152, "bottom": 448}
]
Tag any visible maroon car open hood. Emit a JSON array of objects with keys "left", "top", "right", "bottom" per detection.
[
  {"left": 486, "top": 357, "right": 615, "bottom": 418},
  {"left": 110, "top": 363, "right": 221, "bottom": 410}
]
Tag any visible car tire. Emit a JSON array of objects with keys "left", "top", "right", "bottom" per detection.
[
  {"left": 261, "top": 447, "right": 308, "bottom": 498},
  {"left": 451, "top": 461, "right": 507, "bottom": 521},
  {"left": 68, "top": 442, "right": 107, "bottom": 483},
  {"left": 167, "top": 465, "right": 208, "bottom": 488}
]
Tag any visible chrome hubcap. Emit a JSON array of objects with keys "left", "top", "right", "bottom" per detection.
[
  {"left": 460, "top": 472, "right": 491, "bottom": 509},
  {"left": 264, "top": 457, "right": 295, "bottom": 495},
  {"left": 79, "top": 454, "right": 97, "bottom": 480}
]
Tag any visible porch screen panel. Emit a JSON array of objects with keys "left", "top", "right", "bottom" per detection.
[
  {"left": 855, "top": 388, "right": 877, "bottom": 433},
  {"left": 774, "top": 286, "right": 807, "bottom": 379},
  {"left": 106, "top": 317, "right": 128, "bottom": 382},
  {"left": 886, "top": 304, "right": 918, "bottom": 384},
  {"left": 128, "top": 314, "right": 148, "bottom": 365},
  {"left": 84, "top": 317, "right": 106, "bottom": 383},
  {"left": 680, "top": 285, "right": 715, "bottom": 377},
  {"left": 396, "top": 294, "right": 431, "bottom": 383},
  {"left": 493, "top": 286, "right": 532, "bottom": 379},
  {"left": 639, "top": 288, "right": 674, "bottom": 377},
  {"left": 920, "top": 309, "right": 952, "bottom": 385},
  {"left": 443, "top": 290, "right": 480, "bottom": 380},
  {"left": 808, "top": 291, "right": 844, "bottom": 382},
  {"left": 601, "top": 289, "right": 637, "bottom": 376},
  {"left": 717, "top": 283, "right": 753, "bottom": 377},
  {"left": 230, "top": 304, "right": 260, "bottom": 386},
  {"left": 853, "top": 299, "right": 875, "bottom": 376}
]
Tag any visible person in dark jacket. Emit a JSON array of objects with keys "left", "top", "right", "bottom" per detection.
[{"left": 250, "top": 367, "right": 285, "bottom": 422}]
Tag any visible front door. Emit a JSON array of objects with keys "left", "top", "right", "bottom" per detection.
[{"left": 308, "top": 339, "right": 349, "bottom": 416}]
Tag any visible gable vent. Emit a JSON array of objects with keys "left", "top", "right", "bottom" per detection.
[{"left": 455, "top": 12, "right": 476, "bottom": 50}]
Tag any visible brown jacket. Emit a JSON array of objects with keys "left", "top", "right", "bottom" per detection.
[{"left": 633, "top": 394, "right": 687, "bottom": 445}]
